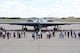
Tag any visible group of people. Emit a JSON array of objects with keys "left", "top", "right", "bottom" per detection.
[
  {"left": 32, "top": 30, "right": 42, "bottom": 40},
  {"left": 31, "top": 30, "right": 56, "bottom": 40},
  {"left": 46, "top": 30, "right": 53, "bottom": 39},
  {"left": 31, "top": 29, "right": 80, "bottom": 40},
  {"left": 0, "top": 29, "right": 80, "bottom": 40},
  {"left": 59, "top": 29, "right": 80, "bottom": 39},
  {"left": 13, "top": 31, "right": 25, "bottom": 39},
  {"left": 0, "top": 30, "right": 25, "bottom": 39},
  {"left": 13, "top": 31, "right": 26, "bottom": 39},
  {"left": 0, "top": 30, "right": 11, "bottom": 39}
]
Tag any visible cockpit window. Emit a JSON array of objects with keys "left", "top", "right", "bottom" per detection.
[{"left": 34, "top": 18, "right": 47, "bottom": 22}]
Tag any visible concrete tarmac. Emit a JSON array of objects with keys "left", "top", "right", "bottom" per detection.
[{"left": 0, "top": 24, "right": 80, "bottom": 53}]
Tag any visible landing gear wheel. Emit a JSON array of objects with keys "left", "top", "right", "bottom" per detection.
[
  {"left": 23, "top": 28, "right": 27, "bottom": 31},
  {"left": 53, "top": 28, "right": 57, "bottom": 31}
]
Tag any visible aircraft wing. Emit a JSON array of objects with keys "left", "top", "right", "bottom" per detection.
[
  {"left": 0, "top": 22, "right": 39, "bottom": 26},
  {"left": 41, "top": 22, "right": 80, "bottom": 25},
  {"left": 40, "top": 22, "right": 80, "bottom": 26},
  {"left": 0, "top": 22, "right": 80, "bottom": 26}
]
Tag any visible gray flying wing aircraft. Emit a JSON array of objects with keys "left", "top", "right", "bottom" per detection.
[{"left": 0, "top": 18, "right": 80, "bottom": 31}]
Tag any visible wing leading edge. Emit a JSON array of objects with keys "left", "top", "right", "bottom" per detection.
[{"left": 0, "top": 22, "right": 80, "bottom": 26}]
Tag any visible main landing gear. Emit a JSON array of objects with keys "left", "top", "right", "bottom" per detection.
[
  {"left": 22, "top": 25, "right": 27, "bottom": 31},
  {"left": 53, "top": 25, "right": 59, "bottom": 31}
]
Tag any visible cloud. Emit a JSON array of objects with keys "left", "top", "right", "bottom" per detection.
[
  {"left": 8, "top": 0, "right": 49, "bottom": 2},
  {"left": 0, "top": 1, "right": 34, "bottom": 17},
  {"left": 0, "top": 0, "right": 80, "bottom": 18},
  {"left": 0, "top": 1, "right": 52, "bottom": 17},
  {"left": 48, "top": 0, "right": 80, "bottom": 17}
]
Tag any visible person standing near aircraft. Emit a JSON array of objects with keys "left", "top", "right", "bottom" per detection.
[
  {"left": 52, "top": 30, "right": 55, "bottom": 37},
  {"left": 7, "top": 32, "right": 10, "bottom": 39},
  {"left": 0, "top": 31, "right": 2, "bottom": 37},
  {"left": 40, "top": 31, "right": 42, "bottom": 39},
  {"left": 73, "top": 31, "right": 76, "bottom": 38},
  {"left": 46, "top": 31, "right": 49, "bottom": 39},
  {"left": 59, "top": 30, "right": 64, "bottom": 38},
  {"left": 65, "top": 30, "right": 66, "bottom": 36},
  {"left": 17, "top": 31, "right": 20, "bottom": 38},
  {"left": 38, "top": 31, "right": 40, "bottom": 39},
  {"left": 32, "top": 32, "right": 35, "bottom": 40},
  {"left": 61, "top": 30, "right": 65, "bottom": 38},
  {"left": 36, "top": 31, "right": 38, "bottom": 39},
  {"left": 13, "top": 31, "right": 16, "bottom": 38},
  {"left": 23, "top": 31, "right": 25, "bottom": 38},
  {"left": 46, "top": 30, "right": 51, "bottom": 39},
  {"left": 59, "top": 30, "right": 62, "bottom": 38},
  {"left": 67, "top": 31, "right": 70, "bottom": 38},
  {"left": 48, "top": 31, "right": 51, "bottom": 39},
  {"left": 70, "top": 29, "right": 73, "bottom": 38},
  {"left": 2, "top": 31, "right": 5, "bottom": 39},
  {"left": 19, "top": 32, "right": 21, "bottom": 39},
  {"left": 50, "top": 30, "right": 52, "bottom": 38},
  {"left": 78, "top": 32, "right": 80, "bottom": 38}
]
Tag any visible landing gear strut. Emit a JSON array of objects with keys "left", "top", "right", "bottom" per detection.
[
  {"left": 22, "top": 25, "right": 27, "bottom": 31},
  {"left": 53, "top": 25, "right": 59, "bottom": 31},
  {"left": 35, "top": 28, "right": 39, "bottom": 31}
]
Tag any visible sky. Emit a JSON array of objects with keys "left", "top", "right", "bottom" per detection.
[{"left": 0, "top": 0, "right": 80, "bottom": 18}]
